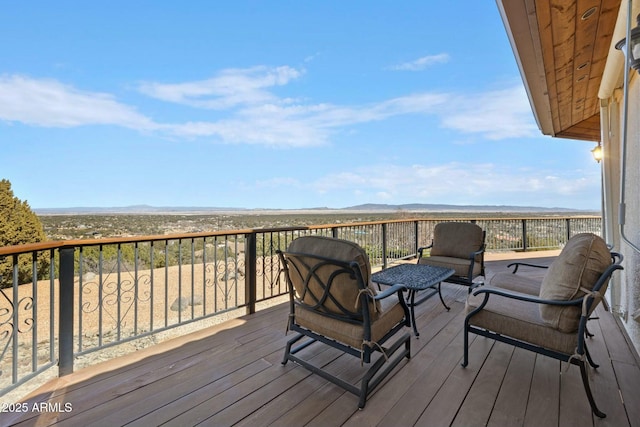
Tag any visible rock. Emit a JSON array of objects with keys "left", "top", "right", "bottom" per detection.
[
  {"left": 170, "top": 297, "right": 190, "bottom": 312},
  {"left": 170, "top": 295, "right": 203, "bottom": 311}
]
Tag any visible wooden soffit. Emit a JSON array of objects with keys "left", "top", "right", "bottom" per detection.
[{"left": 498, "top": 0, "right": 621, "bottom": 142}]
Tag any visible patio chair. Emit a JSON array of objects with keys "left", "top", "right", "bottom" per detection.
[
  {"left": 506, "top": 243, "right": 614, "bottom": 274},
  {"left": 278, "top": 235, "right": 411, "bottom": 409},
  {"left": 496, "top": 244, "right": 617, "bottom": 339},
  {"left": 417, "top": 222, "right": 486, "bottom": 289},
  {"left": 463, "top": 233, "right": 623, "bottom": 418}
]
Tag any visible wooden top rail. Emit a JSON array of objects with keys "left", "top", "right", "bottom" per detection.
[
  {"left": 0, "top": 241, "right": 65, "bottom": 256},
  {"left": 0, "top": 229, "right": 254, "bottom": 255}
]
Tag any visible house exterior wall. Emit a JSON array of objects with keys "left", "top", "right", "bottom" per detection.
[{"left": 605, "top": 74, "right": 640, "bottom": 355}]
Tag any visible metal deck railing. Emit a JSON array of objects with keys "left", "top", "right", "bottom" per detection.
[{"left": 0, "top": 215, "right": 601, "bottom": 396}]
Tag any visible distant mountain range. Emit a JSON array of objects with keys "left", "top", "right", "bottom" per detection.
[{"left": 34, "top": 203, "right": 597, "bottom": 215}]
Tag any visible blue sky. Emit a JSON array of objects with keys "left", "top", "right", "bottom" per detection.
[{"left": 1, "top": 1, "right": 602, "bottom": 210}]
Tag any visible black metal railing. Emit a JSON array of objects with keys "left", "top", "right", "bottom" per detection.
[{"left": 0, "top": 215, "right": 601, "bottom": 396}]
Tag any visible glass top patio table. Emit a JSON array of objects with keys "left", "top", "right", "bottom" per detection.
[{"left": 372, "top": 264, "right": 454, "bottom": 337}]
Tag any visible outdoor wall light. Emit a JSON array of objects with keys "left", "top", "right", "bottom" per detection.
[
  {"left": 592, "top": 142, "right": 603, "bottom": 162},
  {"left": 615, "top": 13, "right": 640, "bottom": 74}
]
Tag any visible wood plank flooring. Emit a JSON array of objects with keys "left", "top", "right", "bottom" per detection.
[{"left": 4, "top": 253, "right": 639, "bottom": 427}]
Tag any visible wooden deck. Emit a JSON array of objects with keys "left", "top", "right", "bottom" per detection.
[{"left": 5, "top": 253, "right": 640, "bottom": 427}]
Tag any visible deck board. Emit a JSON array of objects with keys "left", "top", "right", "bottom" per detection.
[
  {"left": 558, "top": 360, "right": 594, "bottom": 427},
  {"left": 487, "top": 347, "right": 536, "bottom": 427},
  {"left": 524, "top": 355, "right": 561, "bottom": 427},
  {"left": 413, "top": 336, "right": 494, "bottom": 427},
  {"left": 375, "top": 311, "right": 472, "bottom": 427},
  {"left": 612, "top": 360, "right": 640, "bottom": 427},
  {"left": 452, "top": 340, "right": 514, "bottom": 427},
  {"left": 5, "top": 252, "right": 640, "bottom": 427}
]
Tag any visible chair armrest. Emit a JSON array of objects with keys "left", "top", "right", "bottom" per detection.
[
  {"left": 471, "top": 286, "right": 583, "bottom": 307},
  {"left": 374, "top": 284, "right": 407, "bottom": 300},
  {"left": 462, "top": 246, "right": 486, "bottom": 280},
  {"left": 417, "top": 244, "right": 433, "bottom": 258},
  {"left": 373, "top": 283, "right": 411, "bottom": 327},
  {"left": 611, "top": 251, "right": 623, "bottom": 264},
  {"left": 468, "top": 246, "right": 485, "bottom": 260},
  {"left": 507, "top": 262, "right": 550, "bottom": 274}
]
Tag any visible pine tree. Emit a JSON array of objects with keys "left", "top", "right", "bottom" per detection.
[{"left": 0, "top": 179, "right": 48, "bottom": 287}]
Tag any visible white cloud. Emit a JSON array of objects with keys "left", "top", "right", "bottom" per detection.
[
  {"left": 0, "top": 68, "right": 537, "bottom": 147},
  {"left": 137, "top": 66, "right": 304, "bottom": 110},
  {"left": 304, "top": 92, "right": 449, "bottom": 128},
  {"left": 135, "top": 66, "right": 448, "bottom": 145},
  {"left": 169, "top": 117, "right": 330, "bottom": 147},
  {"left": 389, "top": 54, "right": 450, "bottom": 71},
  {"left": 0, "top": 74, "right": 158, "bottom": 130},
  {"left": 164, "top": 84, "right": 449, "bottom": 146},
  {"left": 440, "top": 85, "right": 538, "bottom": 139},
  {"left": 140, "top": 69, "right": 533, "bottom": 144}
]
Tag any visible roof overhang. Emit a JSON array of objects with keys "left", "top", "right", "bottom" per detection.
[{"left": 496, "top": 0, "right": 622, "bottom": 142}]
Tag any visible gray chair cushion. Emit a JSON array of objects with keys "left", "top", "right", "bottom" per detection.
[{"left": 539, "top": 233, "right": 611, "bottom": 332}]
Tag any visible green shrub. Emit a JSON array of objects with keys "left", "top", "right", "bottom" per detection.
[{"left": 0, "top": 179, "right": 49, "bottom": 288}]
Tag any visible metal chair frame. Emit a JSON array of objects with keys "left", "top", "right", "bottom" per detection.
[
  {"left": 278, "top": 249, "right": 411, "bottom": 409},
  {"left": 463, "top": 252, "right": 623, "bottom": 418}
]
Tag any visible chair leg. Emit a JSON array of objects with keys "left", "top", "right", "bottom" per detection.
[
  {"left": 584, "top": 344, "right": 599, "bottom": 369},
  {"left": 282, "top": 343, "right": 291, "bottom": 365},
  {"left": 585, "top": 324, "right": 595, "bottom": 338},
  {"left": 357, "top": 332, "right": 411, "bottom": 409},
  {"left": 285, "top": 330, "right": 410, "bottom": 410},
  {"left": 578, "top": 361, "right": 606, "bottom": 418},
  {"left": 462, "top": 322, "right": 469, "bottom": 367},
  {"left": 282, "top": 333, "right": 309, "bottom": 365}
]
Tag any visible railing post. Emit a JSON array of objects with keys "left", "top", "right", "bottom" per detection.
[
  {"left": 59, "top": 247, "right": 75, "bottom": 376},
  {"left": 522, "top": 219, "right": 528, "bottom": 252},
  {"left": 414, "top": 221, "right": 419, "bottom": 256},
  {"left": 12, "top": 256, "right": 18, "bottom": 383},
  {"left": 382, "top": 223, "right": 388, "bottom": 269},
  {"left": 566, "top": 218, "right": 571, "bottom": 242},
  {"left": 245, "top": 232, "right": 257, "bottom": 315},
  {"left": 331, "top": 227, "right": 338, "bottom": 238}
]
